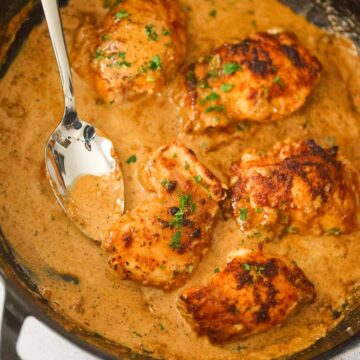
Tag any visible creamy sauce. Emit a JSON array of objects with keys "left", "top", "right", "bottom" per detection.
[
  {"left": 67, "top": 171, "right": 124, "bottom": 242},
  {"left": 0, "top": 0, "right": 360, "bottom": 359}
]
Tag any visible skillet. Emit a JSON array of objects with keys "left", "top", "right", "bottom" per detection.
[{"left": 0, "top": 0, "right": 360, "bottom": 359}]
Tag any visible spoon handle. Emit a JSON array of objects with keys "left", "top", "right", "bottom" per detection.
[{"left": 41, "top": 0, "right": 76, "bottom": 116}]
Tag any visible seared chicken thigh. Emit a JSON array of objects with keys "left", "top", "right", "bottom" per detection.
[
  {"left": 173, "top": 32, "right": 321, "bottom": 132},
  {"left": 103, "top": 142, "right": 224, "bottom": 290},
  {"left": 87, "top": 0, "right": 186, "bottom": 103},
  {"left": 178, "top": 248, "right": 315, "bottom": 342},
  {"left": 230, "top": 139, "right": 360, "bottom": 237}
]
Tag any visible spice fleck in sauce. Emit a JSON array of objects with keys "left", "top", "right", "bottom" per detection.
[{"left": 0, "top": 0, "right": 360, "bottom": 359}]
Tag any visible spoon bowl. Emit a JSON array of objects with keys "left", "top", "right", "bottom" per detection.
[{"left": 42, "top": 0, "right": 124, "bottom": 241}]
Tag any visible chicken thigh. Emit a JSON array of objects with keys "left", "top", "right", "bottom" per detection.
[
  {"left": 173, "top": 31, "right": 321, "bottom": 132},
  {"left": 230, "top": 139, "right": 360, "bottom": 237},
  {"left": 103, "top": 142, "right": 225, "bottom": 290},
  {"left": 76, "top": 0, "right": 187, "bottom": 103},
  {"left": 178, "top": 248, "right": 315, "bottom": 342}
]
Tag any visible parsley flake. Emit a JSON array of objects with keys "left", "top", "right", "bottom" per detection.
[
  {"left": 326, "top": 227, "right": 341, "bottom": 236},
  {"left": 205, "top": 105, "right": 225, "bottom": 113},
  {"left": 273, "top": 75, "right": 285, "bottom": 87},
  {"left": 239, "top": 208, "right": 248, "bottom": 222},
  {"left": 162, "top": 28, "right": 171, "bottom": 36},
  {"left": 116, "top": 60, "right": 131, "bottom": 67},
  {"left": 145, "top": 24, "right": 158, "bottom": 41},
  {"left": 204, "top": 92, "right": 220, "bottom": 102},
  {"left": 220, "top": 83, "right": 234, "bottom": 92},
  {"left": 209, "top": 9, "right": 217, "bottom": 17},
  {"left": 115, "top": 10, "right": 129, "bottom": 20},
  {"left": 169, "top": 231, "right": 182, "bottom": 250},
  {"left": 224, "top": 63, "right": 242, "bottom": 75},
  {"left": 194, "top": 175, "right": 202, "bottom": 184},
  {"left": 149, "top": 55, "right": 162, "bottom": 70},
  {"left": 126, "top": 154, "right": 137, "bottom": 164}
]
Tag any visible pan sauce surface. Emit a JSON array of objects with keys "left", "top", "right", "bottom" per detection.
[{"left": 0, "top": 0, "right": 360, "bottom": 358}]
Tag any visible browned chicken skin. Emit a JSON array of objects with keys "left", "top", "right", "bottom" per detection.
[
  {"left": 230, "top": 139, "right": 360, "bottom": 237},
  {"left": 86, "top": 0, "right": 186, "bottom": 103},
  {"left": 103, "top": 142, "right": 225, "bottom": 290},
  {"left": 173, "top": 31, "right": 321, "bottom": 132},
  {"left": 178, "top": 248, "right": 315, "bottom": 342}
]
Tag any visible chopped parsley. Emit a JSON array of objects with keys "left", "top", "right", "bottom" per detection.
[
  {"left": 169, "top": 193, "right": 196, "bottom": 228},
  {"left": 224, "top": 63, "right": 242, "bottom": 75},
  {"left": 209, "top": 9, "right": 217, "bottom": 17},
  {"left": 169, "top": 231, "right": 182, "bottom": 250},
  {"left": 220, "top": 83, "right": 234, "bottom": 93},
  {"left": 205, "top": 104, "right": 224, "bottom": 113},
  {"left": 159, "top": 323, "right": 165, "bottom": 331},
  {"left": 204, "top": 92, "right": 220, "bottom": 102},
  {"left": 180, "top": 194, "right": 196, "bottom": 213},
  {"left": 116, "top": 60, "right": 131, "bottom": 67},
  {"left": 273, "top": 75, "right": 285, "bottom": 87},
  {"left": 118, "top": 51, "right": 126, "bottom": 58},
  {"left": 126, "top": 154, "right": 137, "bottom": 164},
  {"left": 199, "top": 80, "right": 211, "bottom": 89},
  {"left": 251, "top": 19, "right": 257, "bottom": 28},
  {"left": 161, "top": 179, "right": 170, "bottom": 188},
  {"left": 213, "top": 267, "right": 220, "bottom": 273},
  {"left": 184, "top": 162, "right": 190, "bottom": 170},
  {"left": 162, "top": 28, "right": 171, "bottom": 36},
  {"left": 194, "top": 175, "right": 202, "bottom": 184},
  {"left": 94, "top": 49, "right": 104, "bottom": 60},
  {"left": 286, "top": 226, "right": 298, "bottom": 234},
  {"left": 132, "top": 331, "right": 142, "bottom": 337},
  {"left": 149, "top": 55, "right": 162, "bottom": 70},
  {"left": 115, "top": 9, "right": 129, "bottom": 20},
  {"left": 326, "top": 227, "right": 341, "bottom": 236},
  {"left": 145, "top": 24, "right": 158, "bottom": 41},
  {"left": 242, "top": 263, "right": 251, "bottom": 271},
  {"left": 239, "top": 208, "right": 248, "bottom": 222},
  {"left": 255, "top": 207, "right": 263, "bottom": 214},
  {"left": 101, "top": 34, "right": 109, "bottom": 41}
]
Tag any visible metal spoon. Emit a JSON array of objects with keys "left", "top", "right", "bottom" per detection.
[{"left": 42, "top": 0, "right": 124, "bottom": 242}]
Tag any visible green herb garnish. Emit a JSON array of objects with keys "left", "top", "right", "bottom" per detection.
[
  {"left": 209, "top": 9, "right": 217, "bottom": 17},
  {"left": 273, "top": 75, "right": 284, "bottom": 87},
  {"left": 149, "top": 55, "right": 162, "bottom": 70},
  {"left": 224, "top": 63, "right": 242, "bottom": 75},
  {"left": 115, "top": 10, "right": 129, "bottom": 20},
  {"left": 239, "top": 208, "right": 248, "bottom": 222},
  {"left": 194, "top": 175, "right": 202, "bottom": 184},
  {"left": 169, "top": 231, "right": 182, "bottom": 250},
  {"left": 205, "top": 105, "right": 224, "bottom": 113},
  {"left": 220, "top": 83, "right": 234, "bottom": 92},
  {"left": 326, "top": 227, "right": 341, "bottom": 236},
  {"left": 145, "top": 24, "right": 158, "bottom": 41},
  {"left": 126, "top": 154, "right": 137, "bottom": 164},
  {"left": 204, "top": 92, "right": 220, "bottom": 102},
  {"left": 116, "top": 60, "right": 131, "bottom": 67}
]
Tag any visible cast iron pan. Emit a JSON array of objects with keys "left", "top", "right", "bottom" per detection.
[{"left": 0, "top": 1, "right": 360, "bottom": 359}]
